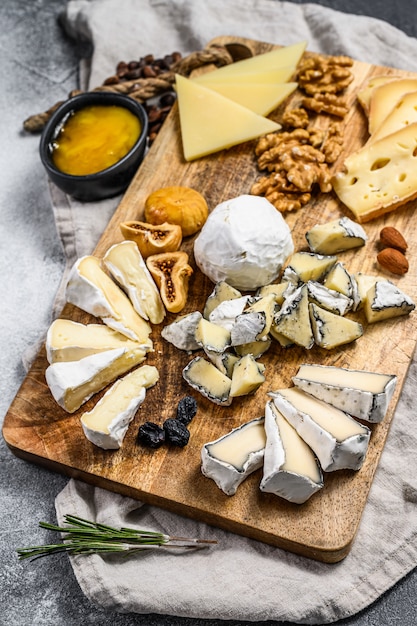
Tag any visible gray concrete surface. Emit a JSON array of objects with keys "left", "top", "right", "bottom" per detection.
[{"left": 1, "top": 1, "right": 416, "bottom": 624}]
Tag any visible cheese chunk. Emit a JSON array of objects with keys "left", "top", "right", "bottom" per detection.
[
  {"left": 229, "top": 354, "right": 266, "bottom": 397},
  {"left": 332, "top": 123, "right": 417, "bottom": 222},
  {"left": 364, "top": 280, "right": 415, "bottom": 323},
  {"left": 260, "top": 401, "right": 323, "bottom": 503},
  {"left": 80, "top": 365, "right": 159, "bottom": 449},
  {"left": 197, "top": 82, "right": 297, "bottom": 115},
  {"left": 195, "top": 317, "right": 231, "bottom": 353},
  {"left": 270, "top": 387, "right": 371, "bottom": 472},
  {"left": 161, "top": 311, "right": 202, "bottom": 351},
  {"left": 182, "top": 356, "right": 232, "bottom": 405},
  {"left": 292, "top": 363, "right": 397, "bottom": 423},
  {"left": 208, "top": 296, "right": 251, "bottom": 331},
  {"left": 306, "top": 281, "right": 352, "bottom": 316},
  {"left": 305, "top": 216, "right": 367, "bottom": 255},
  {"left": 175, "top": 74, "right": 281, "bottom": 161},
  {"left": 323, "top": 262, "right": 355, "bottom": 300},
  {"left": 283, "top": 252, "right": 337, "bottom": 284},
  {"left": 103, "top": 240, "right": 165, "bottom": 324},
  {"left": 272, "top": 284, "right": 314, "bottom": 349},
  {"left": 231, "top": 294, "right": 275, "bottom": 345},
  {"left": 368, "top": 78, "right": 417, "bottom": 134},
  {"left": 353, "top": 272, "right": 380, "bottom": 309},
  {"left": 357, "top": 75, "right": 398, "bottom": 115},
  {"left": 201, "top": 417, "right": 266, "bottom": 496},
  {"left": 370, "top": 90, "right": 417, "bottom": 143},
  {"left": 234, "top": 337, "right": 272, "bottom": 359},
  {"left": 309, "top": 302, "right": 363, "bottom": 349},
  {"left": 66, "top": 255, "right": 152, "bottom": 344},
  {"left": 45, "top": 347, "right": 147, "bottom": 413},
  {"left": 203, "top": 281, "right": 242, "bottom": 319},
  {"left": 204, "top": 350, "right": 239, "bottom": 378},
  {"left": 256, "top": 281, "right": 290, "bottom": 305},
  {"left": 45, "top": 319, "right": 140, "bottom": 363}
]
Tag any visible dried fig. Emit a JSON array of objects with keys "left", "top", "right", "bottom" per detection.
[{"left": 144, "top": 186, "right": 208, "bottom": 237}]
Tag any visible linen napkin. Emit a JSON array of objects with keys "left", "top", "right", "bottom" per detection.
[{"left": 51, "top": 0, "right": 417, "bottom": 622}]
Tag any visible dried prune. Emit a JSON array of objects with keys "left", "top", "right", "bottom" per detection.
[
  {"left": 176, "top": 396, "right": 197, "bottom": 425},
  {"left": 138, "top": 421, "right": 166, "bottom": 449},
  {"left": 163, "top": 418, "right": 190, "bottom": 447}
]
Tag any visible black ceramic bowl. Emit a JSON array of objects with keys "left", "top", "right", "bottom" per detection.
[{"left": 39, "top": 91, "right": 148, "bottom": 202}]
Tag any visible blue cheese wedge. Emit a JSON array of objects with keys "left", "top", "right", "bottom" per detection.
[
  {"left": 201, "top": 417, "right": 266, "bottom": 495},
  {"left": 195, "top": 317, "right": 232, "bottom": 353},
  {"left": 309, "top": 302, "right": 363, "bottom": 349},
  {"left": 292, "top": 363, "right": 397, "bottom": 423},
  {"left": 103, "top": 240, "right": 165, "bottom": 324},
  {"left": 161, "top": 311, "right": 202, "bottom": 351},
  {"left": 270, "top": 387, "right": 371, "bottom": 471},
  {"left": 183, "top": 356, "right": 232, "bottom": 405},
  {"left": 306, "top": 280, "right": 352, "bottom": 315},
  {"left": 203, "top": 281, "right": 242, "bottom": 319},
  {"left": 260, "top": 400, "right": 323, "bottom": 503},
  {"left": 305, "top": 217, "right": 367, "bottom": 255},
  {"left": 272, "top": 284, "right": 314, "bottom": 349},
  {"left": 45, "top": 319, "right": 141, "bottom": 363},
  {"left": 45, "top": 346, "right": 147, "bottom": 413},
  {"left": 80, "top": 365, "right": 159, "bottom": 449},
  {"left": 229, "top": 354, "right": 266, "bottom": 397},
  {"left": 282, "top": 252, "right": 337, "bottom": 284},
  {"left": 66, "top": 255, "right": 152, "bottom": 345},
  {"left": 364, "top": 280, "right": 415, "bottom": 323}
]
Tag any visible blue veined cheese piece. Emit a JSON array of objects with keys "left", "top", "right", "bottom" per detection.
[
  {"left": 260, "top": 400, "right": 323, "bottom": 503},
  {"left": 270, "top": 387, "right": 371, "bottom": 472}
]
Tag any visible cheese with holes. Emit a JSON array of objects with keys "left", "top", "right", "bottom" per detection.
[
  {"left": 309, "top": 302, "right": 363, "bottom": 349},
  {"left": 292, "top": 363, "right": 397, "bottom": 423},
  {"left": 45, "top": 319, "right": 141, "bottom": 363},
  {"left": 260, "top": 400, "right": 323, "bottom": 503},
  {"left": 175, "top": 75, "right": 281, "bottom": 161},
  {"left": 332, "top": 122, "right": 417, "bottom": 222},
  {"left": 364, "top": 280, "right": 415, "bottom": 323},
  {"left": 270, "top": 387, "right": 371, "bottom": 471},
  {"left": 45, "top": 346, "right": 147, "bottom": 413},
  {"left": 201, "top": 417, "right": 266, "bottom": 496},
  {"left": 198, "top": 81, "right": 297, "bottom": 115},
  {"left": 229, "top": 354, "right": 265, "bottom": 397},
  {"left": 182, "top": 356, "right": 232, "bottom": 405},
  {"left": 103, "top": 241, "right": 165, "bottom": 324},
  {"left": 272, "top": 284, "right": 314, "bottom": 349},
  {"left": 305, "top": 216, "right": 367, "bottom": 254},
  {"left": 161, "top": 311, "right": 202, "bottom": 351},
  {"left": 80, "top": 365, "right": 159, "bottom": 449},
  {"left": 66, "top": 255, "right": 152, "bottom": 344},
  {"left": 368, "top": 78, "right": 417, "bottom": 134},
  {"left": 282, "top": 252, "right": 337, "bottom": 284}
]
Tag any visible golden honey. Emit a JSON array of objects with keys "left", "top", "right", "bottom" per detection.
[{"left": 51, "top": 104, "right": 141, "bottom": 176}]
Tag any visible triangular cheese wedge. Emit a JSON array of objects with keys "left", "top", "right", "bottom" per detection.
[
  {"left": 175, "top": 75, "right": 281, "bottom": 161},
  {"left": 368, "top": 78, "right": 417, "bottom": 134},
  {"left": 195, "top": 66, "right": 296, "bottom": 85},
  {"left": 198, "top": 82, "right": 297, "bottom": 115}
]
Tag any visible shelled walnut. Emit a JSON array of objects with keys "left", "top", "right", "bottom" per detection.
[{"left": 296, "top": 53, "right": 354, "bottom": 95}]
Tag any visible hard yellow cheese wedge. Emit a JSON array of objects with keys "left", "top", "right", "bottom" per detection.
[
  {"left": 368, "top": 78, "right": 417, "bottom": 134},
  {"left": 370, "top": 90, "right": 417, "bottom": 143},
  {"left": 197, "top": 81, "right": 297, "bottom": 115},
  {"left": 195, "top": 68, "right": 296, "bottom": 86}
]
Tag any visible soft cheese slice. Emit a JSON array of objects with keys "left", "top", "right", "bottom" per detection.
[
  {"left": 103, "top": 240, "right": 165, "bottom": 324},
  {"left": 257, "top": 281, "right": 290, "bottom": 305},
  {"left": 80, "top": 365, "right": 159, "bottom": 449},
  {"left": 45, "top": 346, "right": 147, "bottom": 413},
  {"left": 364, "top": 280, "right": 415, "bottom": 323},
  {"left": 175, "top": 74, "right": 281, "bottom": 161},
  {"left": 203, "top": 281, "right": 242, "bottom": 319},
  {"left": 201, "top": 417, "right": 266, "bottom": 496},
  {"left": 198, "top": 81, "right": 297, "bottom": 114},
  {"left": 270, "top": 387, "right": 371, "bottom": 471},
  {"left": 370, "top": 90, "right": 417, "bottom": 143},
  {"left": 368, "top": 78, "right": 417, "bottom": 134},
  {"left": 353, "top": 273, "right": 380, "bottom": 309},
  {"left": 235, "top": 337, "right": 272, "bottom": 359},
  {"left": 45, "top": 319, "right": 140, "bottom": 363},
  {"left": 66, "top": 255, "right": 152, "bottom": 344},
  {"left": 161, "top": 311, "right": 202, "bottom": 351},
  {"left": 182, "top": 356, "right": 232, "bottom": 405},
  {"left": 306, "top": 281, "right": 352, "bottom": 316},
  {"left": 260, "top": 400, "right": 323, "bottom": 503},
  {"left": 282, "top": 252, "right": 337, "bottom": 284},
  {"left": 292, "top": 363, "right": 397, "bottom": 423},
  {"left": 305, "top": 216, "right": 367, "bottom": 255},
  {"left": 272, "top": 284, "right": 314, "bottom": 349},
  {"left": 229, "top": 354, "right": 266, "bottom": 397},
  {"left": 195, "top": 317, "right": 232, "bottom": 353},
  {"left": 332, "top": 122, "right": 417, "bottom": 222},
  {"left": 309, "top": 303, "right": 363, "bottom": 349}
]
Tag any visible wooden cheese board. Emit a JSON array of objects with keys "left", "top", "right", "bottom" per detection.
[{"left": 4, "top": 36, "right": 417, "bottom": 563}]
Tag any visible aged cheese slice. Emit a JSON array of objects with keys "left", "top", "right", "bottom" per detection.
[
  {"left": 306, "top": 281, "right": 352, "bottom": 316},
  {"left": 80, "top": 365, "right": 159, "bottom": 449},
  {"left": 370, "top": 90, "right": 417, "bottom": 143},
  {"left": 195, "top": 68, "right": 297, "bottom": 85},
  {"left": 260, "top": 400, "right": 323, "bottom": 503},
  {"left": 282, "top": 252, "right": 337, "bottom": 284},
  {"left": 195, "top": 317, "right": 232, "bottom": 353},
  {"left": 198, "top": 81, "right": 297, "bottom": 115},
  {"left": 203, "top": 281, "right": 242, "bottom": 319},
  {"left": 292, "top": 363, "right": 397, "bottom": 423},
  {"left": 305, "top": 216, "right": 367, "bottom": 255},
  {"left": 229, "top": 354, "right": 266, "bottom": 397},
  {"left": 272, "top": 284, "right": 314, "bottom": 349},
  {"left": 270, "top": 387, "right": 371, "bottom": 471},
  {"left": 332, "top": 122, "right": 417, "bottom": 222},
  {"left": 201, "top": 417, "right": 266, "bottom": 496},
  {"left": 364, "top": 280, "right": 415, "bottom": 323},
  {"left": 161, "top": 311, "right": 202, "bottom": 351},
  {"left": 309, "top": 302, "right": 363, "bottom": 349},
  {"left": 103, "top": 240, "right": 165, "bottom": 324},
  {"left": 175, "top": 74, "right": 281, "bottom": 161},
  {"left": 368, "top": 78, "right": 417, "bottom": 134},
  {"left": 66, "top": 255, "right": 152, "bottom": 344},
  {"left": 45, "top": 319, "right": 140, "bottom": 363},
  {"left": 357, "top": 75, "right": 399, "bottom": 115},
  {"left": 45, "top": 346, "right": 147, "bottom": 413},
  {"left": 182, "top": 356, "right": 232, "bottom": 405}
]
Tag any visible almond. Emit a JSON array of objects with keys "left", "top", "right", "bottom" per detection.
[
  {"left": 379, "top": 226, "right": 408, "bottom": 253},
  {"left": 377, "top": 247, "right": 409, "bottom": 275}
]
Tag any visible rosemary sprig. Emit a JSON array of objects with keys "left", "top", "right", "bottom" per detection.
[{"left": 17, "top": 514, "right": 217, "bottom": 561}]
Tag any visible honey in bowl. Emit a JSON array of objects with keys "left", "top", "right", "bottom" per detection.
[{"left": 51, "top": 104, "right": 142, "bottom": 176}]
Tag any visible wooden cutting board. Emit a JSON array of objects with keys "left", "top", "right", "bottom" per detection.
[{"left": 4, "top": 36, "right": 417, "bottom": 563}]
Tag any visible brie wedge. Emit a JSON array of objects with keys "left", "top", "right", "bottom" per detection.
[
  {"left": 182, "top": 356, "right": 232, "bottom": 405},
  {"left": 260, "top": 401, "right": 323, "bottom": 503},
  {"left": 201, "top": 417, "right": 266, "bottom": 495},
  {"left": 270, "top": 387, "right": 371, "bottom": 472},
  {"left": 80, "top": 365, "right": 159, "bottom": 449}
]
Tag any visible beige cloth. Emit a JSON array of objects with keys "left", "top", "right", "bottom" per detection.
[{"left": 53, "top": 0, "right": 417, "bottom": 622}]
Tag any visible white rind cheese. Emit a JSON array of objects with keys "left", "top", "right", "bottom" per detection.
[
  {"left": 80, "top": 365, "right": 159, "bottom": 449},
  {"left": 270, "top": 387, "right": 371, "bottom": 472},
  {"left": 306, "top": 280, "right": 352, "bottom": 316},
  {"left": 45, "top": 347, "right": 147, "bottom": 413},
  {"left": 161, "top": 311, "right": 202, "bottom": 351},
  {"left": 282, "top": 252, "right": 337, "bottom": 284},
  {"left": 260, "top": 401, "right": 323, "bottom": 503},
  {"left": 203, "top": 281, "right": 242, "bottom": 319},
  {"left": 201, "top": 417, "right": 266, "bottom": 496},
  {"left": 208, "top": 296, "right": 251, "bottom": 331},
  {"left": 272, "top": 284, "right": 314, "bottom": 349},
  {"left": 309, "top": 302, "right": 363, "bottom": 349},
  {"left": 292, "top": 363, "right": 397, "bottom": 423},
  {"left": 305, "top": 217, "right": 367, "bottom": 255},
  {"left": 229, "top": 354, "right": 265, "bottom": 397},
  {"left": 182, "top": 356, "right": 232, "bottom": 405},
  {"left": 195, "top": 317, "right": 232, "bottom": 353},
  {"left": 364, "top": 280, "right": 415, "bottom": 323}
]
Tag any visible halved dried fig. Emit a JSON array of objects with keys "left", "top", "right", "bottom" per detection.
[
  {"left": 144, "top": 186, "right": 209, "bottom": 237},
  {"left": 120, "top": 220, "right": 182, "bottom": 258},
  {"left": 146, "top": 251, "right": 193, "bottom": 313}
]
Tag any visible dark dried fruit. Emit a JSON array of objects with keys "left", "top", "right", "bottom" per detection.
[
  {"left": 163, "top": 418, "right": 190, "bottom": 447},
  {"left": 176, "top": 396, "right": 198, "bottom": 425},
  {"left": 138, "top": 421, "right": 166, "bottom": 448}
]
